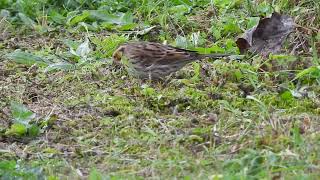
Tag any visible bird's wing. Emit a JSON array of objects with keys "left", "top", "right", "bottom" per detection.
[
  {"left": 150, "top": 43, "right": 199, "bottom": 65},
  {"left": 124, "top": 42, "right": 200, "bottom": 66}
]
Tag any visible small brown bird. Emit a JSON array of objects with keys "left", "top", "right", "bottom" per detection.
[{"left": 112, "top": 41, "right": 229, "bottom": 79}]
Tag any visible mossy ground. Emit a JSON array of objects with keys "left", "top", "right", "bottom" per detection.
[{"left": 0, "top": 0, "right": 320, "bottom": 179}]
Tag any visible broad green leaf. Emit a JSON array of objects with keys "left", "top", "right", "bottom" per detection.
[
  {"left": 49, "top": 10, "right": 66, "bottom": 24},
  {"left": 79, "top": 22, "right": 99, "bottom": 31},
  {"left": 6, "top": 50, "right": 48, "bottom": 67},
  {"left": 213, "top": 0, "right": 241, "bottom": 9},
  {"left": 66, "top": 11, "right": 80, "bottom": 25},
  {"left": 80, "top": 11, "right": 137, "bottom": 30},
  {"left": 18, "top": 13, "right": 35, "bottom": 28},
  {"left": 169, "top": 5, "right": 190, "bottom": 16},
  {"left": 212, "top": 28, "right": 222, "bottom": 40},
  {"left": 76, "top": 37, "right": 91, "bottom": 58},
  {"left": 91, "top": 34, "right": 127, "bottom": 57},
  {"left": 88, "top": 10, "right": 118, "bottom": 22},
  {"left": 10, "top": 101, "right": 35, "bottom": 125},
  {"left": 5, "top": 123, "right": 27, "bottom": 136},
  {"left": 63, "top": 39, "right": 80, "bottom": 50},
  {"left": 119, "top": 12, "right": 134, "bottom": 25},
  {"left": 28, "top": 125, "right": 40, "bottom": 137},
  {"left": 247, "top": 17, "right": 260, "bottom": 29},
  {"left": 88, "top": 10, "right": 133, "bottom": 25},
  {"left": 100, "top": 22, "right": 115, "bottom": 30},
  {"left": 68, "top": 11, "right": 90, "bottom": 26},
  {"left": 257, "top": 1, "right": 273, "bottom": 15},
  {"left": 117, "top": 23, "right": 137, "bottom": 31},
  {"left": 69, "top": 37, "right": 91, "bottom": 61},
  {"left": 44, "top": 62, "right": 76, "bottom": 73}
]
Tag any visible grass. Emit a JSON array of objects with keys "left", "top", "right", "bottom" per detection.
[{"left": 0, "top": 0, "right": 320, "bottom": 179}]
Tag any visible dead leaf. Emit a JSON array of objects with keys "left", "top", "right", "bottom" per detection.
[{"left": 236, "top": 12, "right": 294, "bottom": 56}]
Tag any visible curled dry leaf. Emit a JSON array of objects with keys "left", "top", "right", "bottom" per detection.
[{"left": 236, "top": 12, "right": 294, "bottom": 56}]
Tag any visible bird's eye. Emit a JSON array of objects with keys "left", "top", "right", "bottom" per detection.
[{"left": 144, "top": 63, "right": 152, "bottom": 67}]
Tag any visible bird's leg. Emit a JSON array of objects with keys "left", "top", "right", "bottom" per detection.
[
  {"left": 146, "top": 70, "right": 151, "bottom": 83},
  {"left": 164, "top": 73, "right": 174, "bottom": 84}
]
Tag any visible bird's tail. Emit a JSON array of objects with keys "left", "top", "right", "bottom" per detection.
[{"left": 197, "top": 53, "right": 230, "bottom": 60}]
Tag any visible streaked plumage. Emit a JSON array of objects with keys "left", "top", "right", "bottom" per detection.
[{"left": 112, "top": 41, "right": 229, "bottom": 79}]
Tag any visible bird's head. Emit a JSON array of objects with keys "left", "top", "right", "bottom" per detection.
[{"left": 112, "top": 46, "right": 125, "bottom": 62}]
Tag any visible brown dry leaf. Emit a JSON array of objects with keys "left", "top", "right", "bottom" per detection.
[{"left": 236, "top": 12, "right": 294, "bottom": 56}]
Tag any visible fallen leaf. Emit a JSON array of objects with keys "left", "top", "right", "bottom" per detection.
[{"left": 236, "top": 12, "right": 294, "bottom": 56}]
